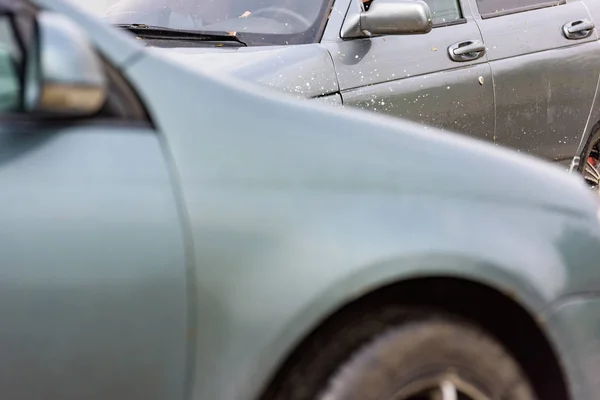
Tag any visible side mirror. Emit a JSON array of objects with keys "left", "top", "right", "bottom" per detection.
[
  {"left": 341, "top": 0, "right": 433, "bottom": 38},
  {"left": 25, "top": 11, "right": 107, "bottom": 115}
]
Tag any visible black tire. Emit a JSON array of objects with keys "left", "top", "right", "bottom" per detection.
[
  {"left": 580, "top": 125, "right": 600, "bottom": 171},
  {"left": 579, "top": 125, "right": 600, "bottom": 189},
  {"left": 263, "top": 307, "right": 537, "bottom": 400}
]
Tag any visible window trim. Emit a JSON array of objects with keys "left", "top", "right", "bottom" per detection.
[
  {"left": 478, "top": 0, "right": 566, "bottom": 20},
  {"left": 433, "top": 18, "right": 467, "bottom": 28}
]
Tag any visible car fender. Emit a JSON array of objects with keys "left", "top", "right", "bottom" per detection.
[
  {"left": 151, "top": 44, "right": 341, "bottom": 99},
  {"left": 185, "top": 193, "right": 580, "bottom": 400},
  {"left": 119, "top": 49, "right": 600, "bottom": 400}
]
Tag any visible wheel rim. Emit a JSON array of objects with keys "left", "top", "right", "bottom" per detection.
[
  {"left": 584, "top": 141, "right": 600, "bottom": 193},
  {"left": 390, "top": 374, "right": 492, "bottom": 400}
]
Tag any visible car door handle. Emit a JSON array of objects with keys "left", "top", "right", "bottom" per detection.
[
  {"left": 448, "top": 40, "right": 486, "bottom": 62},
  {"left": 563, "top": 19, "right": 595, "bottom": 40}
]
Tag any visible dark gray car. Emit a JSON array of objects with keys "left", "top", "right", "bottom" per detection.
[
  {"left": 5, "top": 1, "right": 600, "bottom": 400},
  {"left": 76, "top": 0, "right": 600, "bottom": 189}
]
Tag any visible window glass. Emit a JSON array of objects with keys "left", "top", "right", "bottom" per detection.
[
  {"left": 63, "top": 0, "right": 334, "bottom": 46},
  {"left": 476, "top": 0, "right": 562, "bottom": 16},
  {"left": 424, "top": 0, "right": 463, "bottom": 25},
  {"left": 0, "top": 15, "right": 20, "bottom": 113}
]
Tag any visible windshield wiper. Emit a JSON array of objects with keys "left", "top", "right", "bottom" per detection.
[{"left": 115, "top": 24, "right": 247, "bottom": 46}]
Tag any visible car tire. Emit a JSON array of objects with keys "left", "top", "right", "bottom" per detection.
[
  {"left": 264, "top": 307, "right": 537, "bottom": 400},
  {"left": 580, "top": 126, "right": 600, "bottom": 191}
]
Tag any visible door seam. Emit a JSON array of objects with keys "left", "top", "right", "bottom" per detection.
[
  {"left": 467, "top": 2, "right": 497, "bottom": 142},
  {"left": 323, "top": 45, "right": 342, "bottom": 99},
  {"left": 156, "top": 125, "right": 199, "bottom": 400}
]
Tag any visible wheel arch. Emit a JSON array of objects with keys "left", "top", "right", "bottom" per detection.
[{"left": 258, "top": 275, "right": 570, "bottom": 400}]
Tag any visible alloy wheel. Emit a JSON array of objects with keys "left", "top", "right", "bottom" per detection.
[{"left": 391, "top": 374, "right": 492, "bottom": 400}]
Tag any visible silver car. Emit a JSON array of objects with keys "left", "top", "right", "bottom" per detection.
[{"left": 75, "top": 0, "right": 600, "bottom": 191}]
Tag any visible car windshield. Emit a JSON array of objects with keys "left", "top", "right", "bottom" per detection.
[{"left": 68, "top": 0, "right": 333, "bottom": 45}]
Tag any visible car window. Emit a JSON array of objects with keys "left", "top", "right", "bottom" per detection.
[
  {"left": 64, "top": 0, "right": 335, "bottom": 46},
  {"left": 476, "top": 0, "right": 564, "bottom": 18},
  {"left": 0, "top": 15, "right": 21, "bottom": 113},
  {"left": 424, "top": 0, "right": 463, "bottom": 25}
]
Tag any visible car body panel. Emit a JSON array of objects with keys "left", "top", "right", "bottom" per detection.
[
  {"left": 574, "top": 0, "right": 600, "bottom": 162},
  {"left": 583, "top": 0, "right": 600, "bottom": 21},
  {"left": 323, "top": 0, "right": 495, "bottom": 138},
  {"left": 324, "top": 1, "right": 495, "bottom": 139},
  {"left": 341, "top": 63, "right": 494, "bottom": 141},
  {"left": 325, "top": 2, "right": 486, "bottom": 90},
  {"left": 470, "top": 0, "right": 597, "bottom": 60},
  {"left": 468, "top": 0, "right": 600, "bottom": 161},
  {"left": 544, "top": 296, "right": 600, "bottom": 400},
  {"left": 0, "top": 122, "right": 188, "bottom": 400},
  {"left": 327, "top": 26, "right": 487, "bottom": 92},
  {"left": 574, "top": 53, "right": 600, "bottom": 167},
  {"left": 151, "top": 44, "right": 340, "bottom": 99},
  {"left": 170, "top": 189, "right": 595, "bottom": 400},
  {"left": 486, "top": 46, "right": 600, "bottom": 161}
]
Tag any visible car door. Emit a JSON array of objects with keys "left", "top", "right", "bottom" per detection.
[
  {"left": 469, "top": 0, "right": 600, "bottom": 162},
  {"left": 323, "top": 0, "right": 495, "bottom": 142},
  {"left": 582, "top": 0, "right": 600, "bottom": 32},
  {"left": 0, "top": 6, "right": 188, "bottom": 400}
]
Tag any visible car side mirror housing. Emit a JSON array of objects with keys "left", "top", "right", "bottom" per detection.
[
  {"left": 24, "top": 11, "right": 107, "bottom": 116},
  {"left": 341, "top": 0, "right": 433, "bottom": 38}
]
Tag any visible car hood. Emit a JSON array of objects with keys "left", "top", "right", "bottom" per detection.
[{"left": 148, "top": 44, "right": 339, "bottom": 98}]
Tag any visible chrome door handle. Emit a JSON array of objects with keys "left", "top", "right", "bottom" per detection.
[
  {"left": 448, "top": 40, "right": 486, "bottom": 62},
  {"left": 563, "top": 19, "right": 595, "bottom": 40}
]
